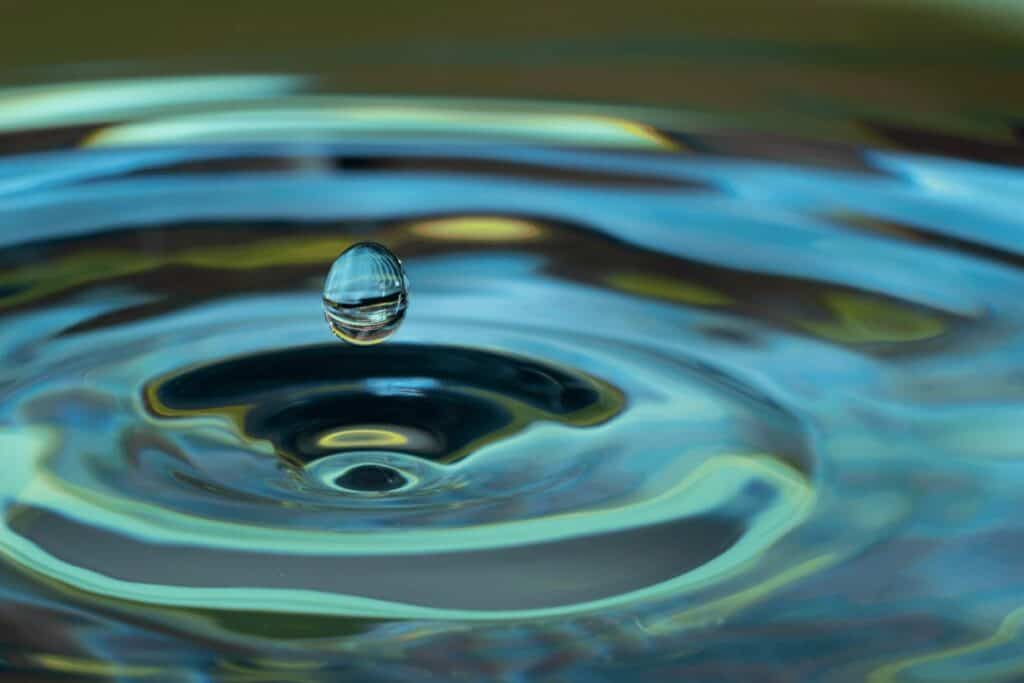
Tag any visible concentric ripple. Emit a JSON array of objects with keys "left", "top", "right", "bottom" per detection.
[{"left": 1, "top": 75, "right": 1024, "bottom": 682}]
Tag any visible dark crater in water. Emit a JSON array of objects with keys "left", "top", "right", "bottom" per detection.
[
  {"left": 334, "top": 464, "right": 408, "bottom": 492},
  {"left": 146, "top": 344, "right": 624, "bottom": 464}
]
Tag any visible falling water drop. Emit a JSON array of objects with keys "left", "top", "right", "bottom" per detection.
[{"left": 322, "top": 242, "right": 409, "bottom": 345}]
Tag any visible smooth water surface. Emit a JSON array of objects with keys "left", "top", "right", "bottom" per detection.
[{"left": 1, "top": 73, "right": 1024, "bottom": 682}]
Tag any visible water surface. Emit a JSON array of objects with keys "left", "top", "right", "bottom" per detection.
[{"left": 1, "top": 73, "right": 1024, "bottom": 682}]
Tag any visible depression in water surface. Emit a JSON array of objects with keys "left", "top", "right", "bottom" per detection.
[{"left": 0, "top": 72, "right": 1023, "bottom": 683}]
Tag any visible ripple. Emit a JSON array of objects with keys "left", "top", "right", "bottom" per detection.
[
  {"left": 1, "top": 308, "right": 816, "bottom": 621},
  {"left": 1, "top": 77, "right": 1021, "bottom": 682}
]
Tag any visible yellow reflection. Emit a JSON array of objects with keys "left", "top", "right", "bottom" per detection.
[
  {"left": 410, "top": 216, "right": 544, "bottom": 242},
  {"left": 317, "top": 428, "right": 408, "bottom": 449},
  {"left": 0, "top": 75, "right": 302, "bottom": 133},
  {"left": 249, "top": 659, "right": 322, "bottom": 671},
  {"left": 30, "top": 654, "right": 161, "bottom": 678},
  {"left": 219, "top": 658, "right": 325, "bottom": 682},
  {"left": 85, "top": 102, "right": 679, "bottom": 151},
  {"left": 0, "top": 233, "right": 383, "bottom": 311},
  {"left": 869, "top": 605, "right": 1024, "bottom": 683},
  {"left": 797, "top": 291, "right": 946, "bottom": 344},
  {"left": 642, "top": 553, "right": 836, "bottom": 636},
  {"left": 607, "top": 272, "right": 733, "bottom": 306}
]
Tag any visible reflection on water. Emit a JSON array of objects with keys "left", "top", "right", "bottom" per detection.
[{"left": 0, "top": 72, "right": 1024, "bottom": 682}]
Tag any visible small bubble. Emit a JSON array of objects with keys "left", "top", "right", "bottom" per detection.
[
  {"left": 334, "top": 464, "right": 408, "bottom": 492},
  {"left": 322, "top": 242, "right": 408, "bottom": 345}
]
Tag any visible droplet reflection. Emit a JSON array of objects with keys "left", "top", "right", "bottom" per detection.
[{"left": 322, "top": 242, "right": 408, "bottom": 345}]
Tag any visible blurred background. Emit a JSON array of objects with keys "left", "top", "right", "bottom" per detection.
[{"left": 1, "top": 0, "right": 1022, "bottom": 150}]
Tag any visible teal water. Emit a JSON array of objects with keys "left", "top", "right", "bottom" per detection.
[{"left": 1, "top": 75, "right": 1024, "bottom": 682}]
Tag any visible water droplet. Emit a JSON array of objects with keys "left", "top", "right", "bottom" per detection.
[
  {"left": 322, "top": 242, "right": 408, "bottom": 345},
  {"left": 334, "top": 464, "right": 408, "bottom": 492}
]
